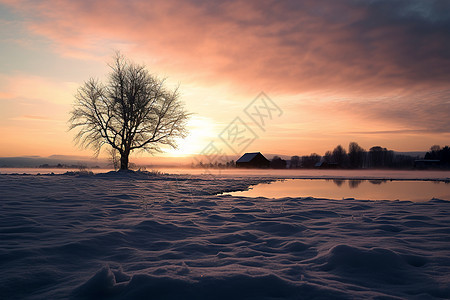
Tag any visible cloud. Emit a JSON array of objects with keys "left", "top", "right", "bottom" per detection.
[
  {"left": 0, "top": 74, "right": 77, "bottom": 105},
  {"left": 0, "top": 74, "right": 74, "bottom": 130},
  {"left": 292, "top": 89, "right": 450, "bottom": 134},
  {"left": 2, "top": 0, "right": 450, "bottom": 96},
  {"left": 11, "top": 115, "right": 54, "bottom": 121},
  {"left": 355, "top": 90, "right": 450, "bottom": 134}
]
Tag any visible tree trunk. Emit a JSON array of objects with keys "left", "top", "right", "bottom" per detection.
[{"left": 120, "top": 152, "right": 129, "bottom": 170}]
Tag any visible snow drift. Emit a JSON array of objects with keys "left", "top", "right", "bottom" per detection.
[{"left": 0, "top": 172, "right": 449, "bottom": 299}]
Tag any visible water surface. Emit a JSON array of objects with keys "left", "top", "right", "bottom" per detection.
[{"left": 227, "top": 179, "right": 450, "bottom": 202}]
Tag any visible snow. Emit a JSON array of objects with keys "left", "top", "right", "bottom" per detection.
[{"left": 1, "top": 171, "right": 449, "bottom": 299}]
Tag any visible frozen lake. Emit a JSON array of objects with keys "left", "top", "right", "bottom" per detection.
[{"left": 227, "top": 179, "right": 450, "bottom": 202}]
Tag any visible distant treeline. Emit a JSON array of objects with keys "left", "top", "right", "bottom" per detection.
[
  {"left": 285, "top": 143, "right": 450, "bottom": 169},
  {"left": 191, "top": 160, "right": 236, "bottom": 169},
  {"left": 192, "top": 143, "right": 449, "bottom": 170},
  {"left": 38, "top": 163, "right": 100, "bottom": 169},
  {"left": 424, "top": 145, "right": 450, "bottom": 164}
]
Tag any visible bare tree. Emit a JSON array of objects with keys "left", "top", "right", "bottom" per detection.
[{"left": 69, "top": 53, "right": 189, "bottom": 170}]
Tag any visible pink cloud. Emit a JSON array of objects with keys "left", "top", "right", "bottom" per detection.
[{"left": 3, "top": 0, "right": 449, "bottom": 97}]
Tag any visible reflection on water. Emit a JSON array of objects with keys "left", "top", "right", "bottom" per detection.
[
  {"left": 326, "top": 179, "right": 388, "bottom": 188},
  {"left": 369, "top": 180, "right": 385, "bottom": 185},
  {"left": 332, "top": 179, "right": 344, "bottom": 187},
  {"left": 349, "top": 179, "right": 363, "bottom": 188},
  {"left": 227, "top": 179, "right": 450, "bottom": 202}
]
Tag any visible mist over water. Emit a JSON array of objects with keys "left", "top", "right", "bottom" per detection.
[{"left": 2, "top": 167, "right": 449, "bottom": 178}]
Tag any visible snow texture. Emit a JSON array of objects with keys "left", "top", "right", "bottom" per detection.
[{"left": 0, "top": 171, "right": 449, "bottom": 299}]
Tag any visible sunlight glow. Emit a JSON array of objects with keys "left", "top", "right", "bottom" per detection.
[{"left": 165, "top": 116, "right": 218, "bottom": 157}]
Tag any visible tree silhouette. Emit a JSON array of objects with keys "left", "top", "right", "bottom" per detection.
[
  {"left": 323, "top": 151, "right": 333, "bottom": 163},
  {"left": 271, "top": 156, "right": 287, "bottom": 169},
  {"left": 368, "top": 146, "right": 393, "bottom": 168},
  {"left": 301, "top": 153, "right": 321, "bottom": 168},
  {"left": 425, "top": 145, "right": 450, "bottom": 167},
  {"left": 69, "top": 53, "right": 189, "bottom": 170},
  {"left": 332, "top": 145, "right": 348, "bottom": 167},
  {"left": 348, "top": 142, "right": 365, "bottom": 169},
  {"left": 290, "top": 155, "right": 301, "bottom": 168}
]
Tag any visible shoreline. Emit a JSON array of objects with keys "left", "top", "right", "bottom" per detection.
[{"left": 1, "top": 169, "right": 449, "bottom": 182}]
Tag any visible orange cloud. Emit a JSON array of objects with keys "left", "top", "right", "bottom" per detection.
[
  {"left": 0, "top": 74, "right": 77, "bottom": 105},
  {"left": 11, "top": 115, "right": 53, "bottom": 121}
]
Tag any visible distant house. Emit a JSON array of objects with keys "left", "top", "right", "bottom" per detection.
[{"left": 236, "top": 152, "right": 270, "bottom": 168}]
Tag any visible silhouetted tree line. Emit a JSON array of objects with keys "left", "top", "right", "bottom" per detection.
[
  {"left": 424, "top": 145, "right": 450, "bottom": 167},
  {"left": 192, "top": 160, "right": 236, "bottom": 169},
  {"left": 193, "top": 143, "right": 449, "bottom": 170},
  {"left": 38, "top": 163, "right": 100, "bottom": 169},
  {"left": 284, "top": 143, "right": 450, "bottom": 170},
  {"left": 270, "top": 156, "right": 287, "bottom": 169}
]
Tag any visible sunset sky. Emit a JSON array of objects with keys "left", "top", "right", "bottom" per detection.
[{"left": 1, "top": 0, "right": 450, "bottom": 161}]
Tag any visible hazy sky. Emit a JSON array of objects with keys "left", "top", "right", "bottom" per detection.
[{"left": 1, "top": 0, "right": 450, "bottom": 159}]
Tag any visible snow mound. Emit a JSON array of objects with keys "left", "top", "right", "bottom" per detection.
[
  {"left": 321, "top": 245, "right": 425, "bottom": 282},
  {"left": 72, "top": 265, "right": 346, "bottom": 300}
]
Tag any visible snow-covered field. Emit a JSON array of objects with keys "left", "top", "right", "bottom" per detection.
[{"left": 1, "top": 171, "right": 449, "bottom": 299}]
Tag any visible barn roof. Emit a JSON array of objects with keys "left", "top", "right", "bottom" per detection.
[{"left": 236, "top": 152, "right": 263, "bottom": 163}]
